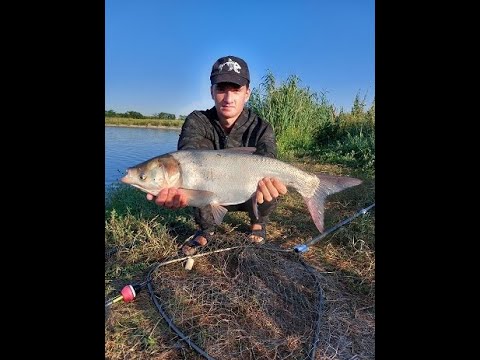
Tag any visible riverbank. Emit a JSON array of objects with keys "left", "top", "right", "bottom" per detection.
[
  {"left": 105, "top": 117, "right": 184, "bottom": 129},
  {"left": 105, "top": 123, "right": 181, "bottom": 130}
]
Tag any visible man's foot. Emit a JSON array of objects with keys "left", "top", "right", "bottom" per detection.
[
  {"left": 248, "top": 223, "right": 266, "bottom": 244},
  {"left": 181, "top": 230, "right": 214, "bottom": 256}
]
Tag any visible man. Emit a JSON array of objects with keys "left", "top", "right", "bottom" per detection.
[{"left": 146, "top": 55, "right": 287, "bottom": 255}]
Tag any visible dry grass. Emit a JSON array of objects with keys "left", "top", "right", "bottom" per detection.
[{"left": 105, "top": 163, "right": 375, "bottom": 359}]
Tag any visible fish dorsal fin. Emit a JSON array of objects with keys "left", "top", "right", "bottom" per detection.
[
  {"left": 210, "top": 204, "right": 228, "bottom": 225},
  {"left": 221, "top": 147, "right": 256, "bottom": 154}
]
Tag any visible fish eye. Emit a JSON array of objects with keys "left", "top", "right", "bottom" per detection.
[{"left": 140, "top": 173, "right": 147, "bottom": 181}]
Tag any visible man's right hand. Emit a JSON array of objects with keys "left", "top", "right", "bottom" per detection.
[{"left": 146, "top": 188, "right": 188, "bottom": 209}]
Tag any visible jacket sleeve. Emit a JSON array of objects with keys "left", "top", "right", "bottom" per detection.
[
  {"left": 254, "top": 122, "right": 277, "bottom": 159},
  {"left": 177, "top": 112, "right": 215, "bottom": 150}
]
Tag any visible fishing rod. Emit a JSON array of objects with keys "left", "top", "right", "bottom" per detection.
[
  {"left": 105, "top": 204, "right": 375, "bottom": 358},
  {"left": 106, "top": 203, "right": 375, "bottom": 307},
  {"left": 293, "top": 203, "right": 375, "bottom": 253},
  {"left": 106, "top": 203, "right": 376, "bottom": 306}
]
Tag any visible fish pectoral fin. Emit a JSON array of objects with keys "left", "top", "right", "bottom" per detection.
[
  {"left": 210, "top": 204, "right": 228, "bottom": 225},
  {"left": 180, "top": 189, "right": 216, "bottom": 202},
  {"left": 178, "top": 189, "right": 227, "bottom": 224}
]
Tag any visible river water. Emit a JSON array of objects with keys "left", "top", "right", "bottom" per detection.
[{"left": 105, "top": 126, "right": 180, "bottom": 189}]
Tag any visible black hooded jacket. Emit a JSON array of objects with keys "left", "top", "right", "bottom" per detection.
[{"left": 177, "top": 107, "right": 277, "bottom": 158}]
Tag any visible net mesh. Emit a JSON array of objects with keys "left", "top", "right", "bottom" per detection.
[{"left": 148, "top": 234, "right": 323, "bottom": 360}]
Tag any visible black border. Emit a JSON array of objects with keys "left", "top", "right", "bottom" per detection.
[{"left": 13, "top": 3, "right": 106, "bottom": 357}]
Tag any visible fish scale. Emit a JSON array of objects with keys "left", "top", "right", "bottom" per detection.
[{"left": 172, "top": 150, "right": 319, "bottom": 203}]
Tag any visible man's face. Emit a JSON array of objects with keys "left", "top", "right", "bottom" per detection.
[{"left": 211, "top": 82, "right": 251, "bottom": 121}]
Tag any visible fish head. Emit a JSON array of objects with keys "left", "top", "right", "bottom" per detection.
[{"left": 120, "top": 154, "right": 181, "bottom": 196}]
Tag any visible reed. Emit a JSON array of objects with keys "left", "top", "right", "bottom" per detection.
[{"left": 248, "top": 72, "right": 375, "bottom": 173}]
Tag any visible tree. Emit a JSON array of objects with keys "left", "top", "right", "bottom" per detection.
[
  {"left": 158, "top": 112, "right": 176, "bottom": 119},
  {"left": 125, "top": 111, "right": 144, "bottom": 119}
]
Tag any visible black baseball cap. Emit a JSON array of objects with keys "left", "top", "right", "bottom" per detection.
[{"left": 210, "top": 55, "right": 250, "bottom": 86}]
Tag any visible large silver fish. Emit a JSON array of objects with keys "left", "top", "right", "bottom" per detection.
[{"left": 120, "top": 148, "right": 362, "bottom": 233}]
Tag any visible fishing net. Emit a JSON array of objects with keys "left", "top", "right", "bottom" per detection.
[{"left": 146, "top": 234, "right": 325, "bottom": 360}]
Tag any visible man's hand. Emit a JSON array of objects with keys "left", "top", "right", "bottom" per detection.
[
  {"left": 256, "top": 177, "right": 287, "bottom": 204},
  {"left": 146, "top": 188, "right": 188, "bottom": 209}
]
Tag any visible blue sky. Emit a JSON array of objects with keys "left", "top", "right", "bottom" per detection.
[{"left": 106, "top": 0, "right": 375, "bottom": 117}]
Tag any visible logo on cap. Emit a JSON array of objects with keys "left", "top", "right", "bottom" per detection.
[{"left": 218, "top": 58, "right": 241, "bottom": 74}]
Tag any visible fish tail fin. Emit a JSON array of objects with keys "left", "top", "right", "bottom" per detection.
[{"left": 306, "top": 174, "right": 362, "bottom": 233}]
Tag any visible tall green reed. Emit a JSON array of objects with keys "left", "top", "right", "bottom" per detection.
[
  {"left": 248, "top": 71, "right": 335, "bottom": 157},
  {"left": 248, "top": 72, "right": 375, "bottom": 174}
]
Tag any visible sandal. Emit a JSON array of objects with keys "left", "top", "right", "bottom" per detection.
[
  {"left": 181, "top": 229, "right": 214, "bottom": 256},
  {"left": 248, "top": 223, "right": 266, "bottom": 244}
]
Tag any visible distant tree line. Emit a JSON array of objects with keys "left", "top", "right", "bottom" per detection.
[{"left": 105, "top": 110, "right": 187, "bottom": 120}]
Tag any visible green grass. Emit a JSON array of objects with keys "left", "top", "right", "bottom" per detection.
[{"left": 105, "top": 117, "right": 184, "bottom": 128}]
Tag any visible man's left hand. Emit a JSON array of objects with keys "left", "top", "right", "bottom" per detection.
[{"left": 256, "top": 177, "right": 288, "bottom": 204}]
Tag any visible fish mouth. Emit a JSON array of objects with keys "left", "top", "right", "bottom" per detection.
[
  {"left": 120, "top": 174, "right": 140, "bottom": 187},
  {"left": 120, "top": 175, "right": 143, "bottom": 191},
  {"left": 130, "top": 182, "right": 158, "bottom": 196},
  {"left": 130, "top": 183, "right": 150, "bottom": 193},
  {"left": 120, "top": 176, "right": 159, "bottom": 196}
]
